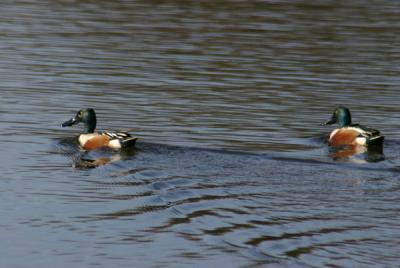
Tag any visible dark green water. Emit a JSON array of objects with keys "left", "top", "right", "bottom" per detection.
[{"left": 1, "top": 1, "right": 400, "bottom": 267}]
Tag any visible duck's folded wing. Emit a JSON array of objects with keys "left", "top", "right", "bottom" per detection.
[
  {"left": 103, "top": 131, "right": 131, "bottom": 139},
  {"left": 350, "top": 124, "right": 381, "bottom": 138}
]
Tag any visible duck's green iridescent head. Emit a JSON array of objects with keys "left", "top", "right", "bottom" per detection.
[
  {"left": 62, "top": 108, "right": 97, "bottom": 133},
  {"left": 324, "top": 106, "right": 352, "bottom": 128}
]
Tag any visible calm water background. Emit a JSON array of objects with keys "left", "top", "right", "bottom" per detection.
[{"left": 1, "top": 1, "right": 400, "bottom": 267}]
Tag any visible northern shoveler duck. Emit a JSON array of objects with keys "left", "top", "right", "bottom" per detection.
[
  {"left": 324, "top": 106, "right": 384, "bottom": 147},
  {"left": 62, "top": 108, "right": 137, "bottom": 150}
]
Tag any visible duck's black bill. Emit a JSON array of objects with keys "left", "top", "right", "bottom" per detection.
[
  {"left": 324, "top": 116, "right": 336, "bottom": 125},
  {"left": 62, "top": 117, "right": 78, "bottom": 127}
]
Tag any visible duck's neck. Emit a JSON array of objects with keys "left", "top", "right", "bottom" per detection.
[
  {"left": 83, "top": 123, "right": 96, "bottom": 134},
  {"left": 338, "top": 116, "right": 351, "bottom": 128}
]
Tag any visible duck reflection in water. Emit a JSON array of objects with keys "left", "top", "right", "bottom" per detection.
[
  {"left": 323, "top": 107, "right": 384, "bottom": 162},
  {"left": 74, "top": 147, "right": 137, "bottom": 168},
  {"left": 327, "top": 143, "right": 384, "bottom": 163}
]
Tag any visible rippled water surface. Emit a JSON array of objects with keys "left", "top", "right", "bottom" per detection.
[{"left": 1, "top": 1, "right": 400, "bottom": 267}]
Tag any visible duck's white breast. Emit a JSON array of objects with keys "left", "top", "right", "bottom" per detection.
[{"left": 79, "top": 133, "right": 100, "bottom": 146}]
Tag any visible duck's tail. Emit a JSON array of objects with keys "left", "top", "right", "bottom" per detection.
[
  {"left": 120, "top": 137, "right": 138, "bottom": 149},
  {"left": 367, "top": 135, "right": 384, "bottom": 154},
  {"left": 367, "top": 135, "right": 384, "bottom": 146}
]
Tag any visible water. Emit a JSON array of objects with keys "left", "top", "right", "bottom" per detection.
[{"left": 0, "top": 1, "right": 400, "bottom": 267}]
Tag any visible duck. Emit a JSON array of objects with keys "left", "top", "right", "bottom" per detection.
[
  {"left": 62, "top": 108, "right": 137, "bottom": 150},
  {"left": 324, "top": 106, "right": 384, "bottom": 147}
]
